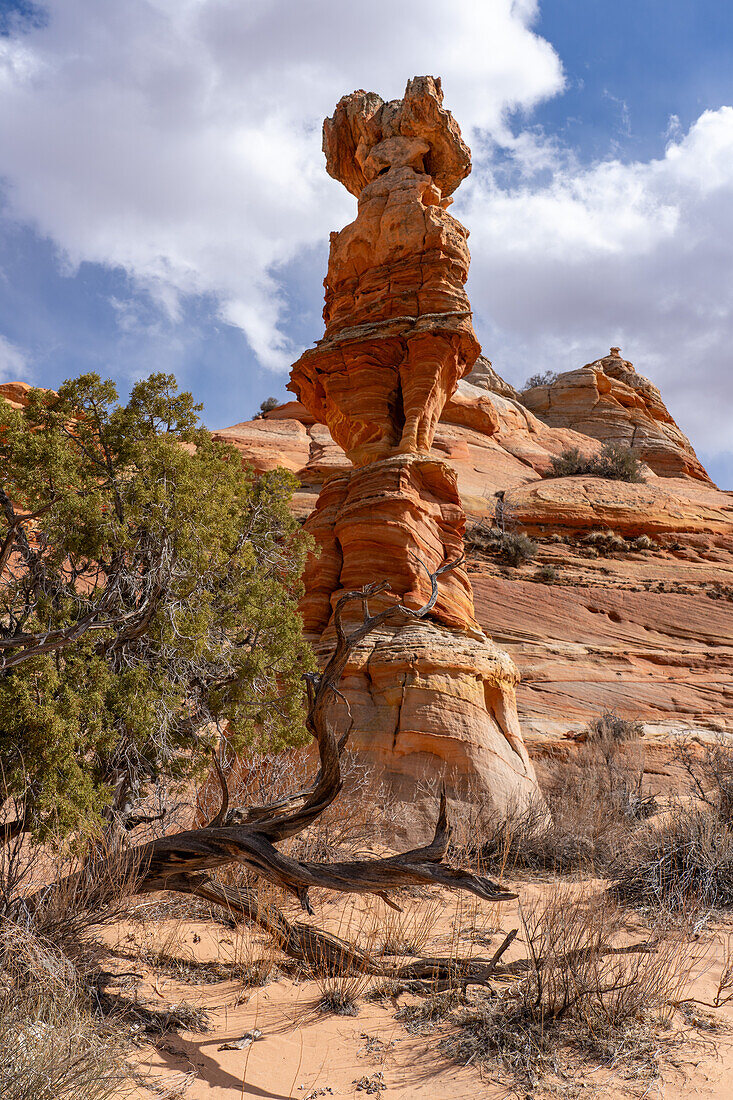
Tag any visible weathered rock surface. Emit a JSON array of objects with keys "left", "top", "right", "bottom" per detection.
[
  {"left": 281, "top": 76, "right": 540, "bottom": 827},
  {"left": 521, "top": 347, "right": 711, "bottom": 482},
  {"left": 0, "top": 381, "right": 33, "bottom": 410},
  {"left": 215, "top": 358, "right": 733, "bottom": 750},
  {"left": 299, "top": 454, "right": 479, "bottom": 636},
  {"left": 312, "top": 619, "right": 533, "bottom": 810},
  {"left": 289, "top": 76, "right": 480, "bottom": 467}
]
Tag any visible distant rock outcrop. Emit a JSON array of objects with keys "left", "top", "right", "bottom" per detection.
[{"left": 521, "top": 347, "right": 711, "bottom": 482}]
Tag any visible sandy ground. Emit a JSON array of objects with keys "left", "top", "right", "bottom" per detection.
[{"left": 95, "top": 882, "right": 733, "bottom": 1100}]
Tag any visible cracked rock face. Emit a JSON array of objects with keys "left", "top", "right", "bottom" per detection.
[{"left": 284, "top": 77, "right": 540, "bottom": 835}]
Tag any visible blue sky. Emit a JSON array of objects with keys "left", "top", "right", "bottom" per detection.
[{"left": 0, "top": 0, "right": 731, "bottom": 486}]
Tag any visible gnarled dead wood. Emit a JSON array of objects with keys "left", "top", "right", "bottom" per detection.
[{"left": 34, "top": 561, "right": 518, "bottom": 979}]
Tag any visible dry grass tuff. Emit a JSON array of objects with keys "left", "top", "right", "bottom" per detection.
[{"left": 442, "top": 885, "right": 695, "bottom": 1092}]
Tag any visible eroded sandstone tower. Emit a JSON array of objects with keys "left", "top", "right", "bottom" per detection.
[{"left": 289, "top": 77, "right": 539, "bottom": 830}]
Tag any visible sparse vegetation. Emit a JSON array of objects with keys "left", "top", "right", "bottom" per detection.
[
  {"left": 611, "top": 735, "right": 733, "bottom": 911},
  {"left": 0, "top": 923, "right": 126, "bottom": 1100},
  {"left": 580, "top": 528, "right": 659, "bottom": 554},
  {"left": 442, "top": 887, "right": 694, "bottom": 1092},
  {"left": 522, "top": 369, "right": 558, "bottom": 390},
  {"left": 534, "top": 563, "right": 558, "bottom": 583},
  {"left": 499, "top": 532, "right": 538, "bottom": 566},
  {"left": 611, "top": 805, "right": 733, "bottom": 911},
  {"left": 455, "top": 714, "right": 652, "bottom": 875},
  {"left": 582, "top": 710, "right": 645, "bottom": 743},
  {"left": 466, "top": 524, "right": 538, "bottom": 567},
  {"left": 256, "top": 396, "right": 280, "bottom": 417},
  {"left": 546, "top": 441, "right": 644, "bottom": 482}
]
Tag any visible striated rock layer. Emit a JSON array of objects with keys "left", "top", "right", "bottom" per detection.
[
  {"left": 285, "top": 77, "right": 540, "bottom": 828},
  {"left": 522, "top": 347, "right": 711, "bottom": 482},
  {"left": 213, "top": 359, "right": 733, "bottom": 754}
]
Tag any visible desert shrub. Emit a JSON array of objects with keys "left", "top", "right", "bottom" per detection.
[
  {"left": 456, "top": 727, "right": 653, "bottom": 875},
  {"left": 312, "top": 935, "right": 376, "bottom": 1016},
  {"left": 522, "top": 370, "right": 558, "bottom": 390},
  {"left": 442, "top": 886, "right": 693, "bottom": 1090},
  {"left": 256, "top": 396, "right": 280, "bottom": 417},
  {"left": 373, "top": 895, "right": 444, "bottom": 958},
  {"left": 546, "top": 442, "right": 644, "bottom": 483},
  {"left": 609, "top": 736, "right": 733, "bottom": 912},
  {"left": 499, "top": 532, "right": 538, "bottom": 566},
  {"left": 0, "top": 923, "right": 126, "bottom": 1100},
  {"left": 466, "top": 525, "right": 537, "bottom": 566},
  {"left": 465, "top": 522, "right": 501, "bottom": 553},
  {"left": 583, "top": 710, "right": 645, "bottom": 743},
  {"left": 673, "top": 735, "right": 733, "bottom": 823},
  {"left": 196, "top": 747, "right": 383, "bottom": 867},
  {"left": 534, "top": 563, "right": 558, "bottom": 583},
  {"left": 611, "top": 805, "right": 733, "bottom": 911},
  {"left": 582, "top": 528, "right": 630, "bottom": 553}
]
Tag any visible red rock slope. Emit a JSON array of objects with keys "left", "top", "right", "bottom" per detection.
[
  {"left": 213, "top": 359, "right": 733, "bottom": 744},
  {"left": 521, "top": 347, "right": 711, "bottom": 482}
]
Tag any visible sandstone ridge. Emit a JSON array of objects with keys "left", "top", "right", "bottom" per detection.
[
  {"left": 522, "top": 347, "right": 710, "bottom": 482},
  {"left": 212, "top": 356, "right": 732, "bottom": 750}
]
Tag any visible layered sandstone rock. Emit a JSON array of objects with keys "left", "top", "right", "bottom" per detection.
[
  {"left": 0, "top": 382, "right": 33, "bottom": 410},
  {"left": 289, "top": 75, "right": 480, "bottom": 467},
  {"left": 285, "top": 77, "right": 540, "bottom": 828},
  {"left": 215, "top": 365, "right": 733, "bottom": 751},
  {"left": 521, "top": 347, "right": 711, "bottom": 482}
]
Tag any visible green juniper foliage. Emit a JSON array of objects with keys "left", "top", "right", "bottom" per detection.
[{"left": 0, "top": 373, "right": 313, "bottom": 838}]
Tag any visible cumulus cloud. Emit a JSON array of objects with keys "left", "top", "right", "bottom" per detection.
[
  {"left": 462, "top": 106, "right": 733, "bottom": 452},
  {"left": 0, "top": 0, "right": 562, "bottom": 369},
  {"left": 0, "top": 0, "right": 730, "bottom": 461}
]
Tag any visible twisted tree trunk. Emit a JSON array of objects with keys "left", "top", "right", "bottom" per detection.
[{"left": 35, "top": 564, "right": 519, "bottom": 979}]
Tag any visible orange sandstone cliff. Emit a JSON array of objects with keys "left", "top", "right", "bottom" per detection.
[{"left": 212, "top": 355, "right": 733, "bottom": 753}]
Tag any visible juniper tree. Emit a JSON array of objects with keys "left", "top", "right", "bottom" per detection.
[{"left": 0, "top": 373, "right": 312, "bottom": 839}]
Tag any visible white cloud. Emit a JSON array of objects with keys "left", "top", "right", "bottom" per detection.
[
  {"left": 461, "top": 107, "right": 733, "bottom": 454},
  {"left": 0, "top": 334, "right": 29, "bottom": 382},
  {"left": 0, "top": 0, "right": 562, "bottom": 370},
  {"left": 0, "top": 2, "right": 731, "bottom": 463}
]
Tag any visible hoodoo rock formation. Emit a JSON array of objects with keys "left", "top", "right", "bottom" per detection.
[
  {"left": 287, "top": 77, "right": 540, "bottom": 824},
  {"left": 210, "top": 356, "right": 733, "bottom": 756}
]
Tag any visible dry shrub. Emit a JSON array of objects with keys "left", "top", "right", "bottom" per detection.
[
  {"left": 0, "top": 922, "right": 127, "bottom": 1100},
  {"left": 611, "top": 804, "right": 733, "bottom": 911},
  {"left": 373, "top": 894, "right": 444, "bottom": 957},
  {"left": 456, "top": 723, "right": 652, "bottom": 876},
  {"left": 443, "top": 886, "right": 694, "bottom": 1090},
  {"left": 582, "top": 710, "right": 645, "bottom": 743},
  {"left": 465, "top": 524, "right": 537, "bottom": 567},
  {"left": 546, "top": 443, "right": 644, "bottom": 483},
  {"left": 522, "top": 369, "right": 558, "bottom": 390},
  {"left": 674, "top": 734, "right": 733, "bottom": 823},
  {"left": 610, "top": 736, "right": 733, "bottom": 912}
]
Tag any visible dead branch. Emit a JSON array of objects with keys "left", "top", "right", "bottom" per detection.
[{"left": 31, "top": 560, "right": 518, "bottom": 980}]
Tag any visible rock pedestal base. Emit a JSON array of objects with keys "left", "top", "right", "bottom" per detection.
[{"left": 301, "top": 455, "right": 540, "bottom": 839}]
